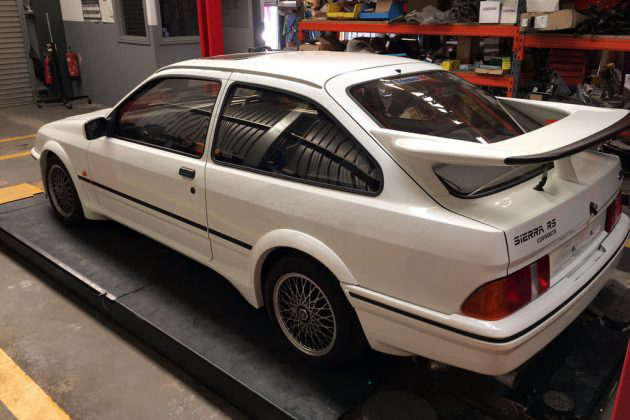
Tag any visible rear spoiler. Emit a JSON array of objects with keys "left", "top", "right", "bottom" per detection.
[
  {"left": 504, "top": 109, "right": 630, "bottom": 165},
  {"left": 370, "top": 100, "right": 630, "bottom": 195}
]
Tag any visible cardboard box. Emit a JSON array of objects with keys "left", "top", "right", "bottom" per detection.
[
  {"left": 500, "top": 4, "right": 518, "bottom": 23},
  {"left": 521, "top": 11, "right": 544, "bottom": 27},
  {"left": 375, "top": 0, "right": 393, "bottom": 13},
  {"left": 479, "top": 1, "right": 501, "bottom": 23},
  {"left": 521, "top": 9, "right": 587, "bottom": 31},
  {"left": 475, "top": 67, "right": 508, "bottom": 76},
  {"left": 526, "top": 0, "right": 559, "bottom": 12}
]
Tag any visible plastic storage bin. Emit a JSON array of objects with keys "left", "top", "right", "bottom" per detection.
[
  {"left": 327, "top": 2, "right": 362, "bottom": 19},
  {"left": 358, "top": 1, "right": 403, "bottom": 20}
]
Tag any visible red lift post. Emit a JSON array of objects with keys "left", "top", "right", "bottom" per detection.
[
  {"left": 197, "top": 0, "right": 224, "bottom": 57},
  {"left": 613, "top": 340, "right": 630, "bottom": 420}
]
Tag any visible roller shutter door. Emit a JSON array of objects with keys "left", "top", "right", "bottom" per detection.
[{"left": 0, "top": 0, "right": 33, "bottom": 108}]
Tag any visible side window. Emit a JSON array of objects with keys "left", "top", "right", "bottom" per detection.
[
  {"left": 114, "top": 78, "right": 221, "bottom": 158},
  {"left": 213, "top": 86, "right": 382, "bottom": 193}
]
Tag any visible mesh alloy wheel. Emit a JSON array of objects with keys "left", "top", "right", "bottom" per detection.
[
  {"left": 273, "top": 273, "right": 337, "bottom": 356},
  {"left": 48, "top": 164, "right": 75, "bottom": 218}
]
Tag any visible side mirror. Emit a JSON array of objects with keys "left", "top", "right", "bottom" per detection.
[{"left": 84, "top": 117, "right": 109, "bottom": 140}]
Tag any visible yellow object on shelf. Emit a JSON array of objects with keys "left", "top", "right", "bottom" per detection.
[
  {"left": 327, "top": 2, "right": 362, "bottom": 19},
  {"left": 441, "top": 59, "right": 460, "bottom": 71}
]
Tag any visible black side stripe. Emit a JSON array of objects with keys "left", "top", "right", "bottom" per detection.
[
  {"left": 78, "top": 175, "right": 252, "bottom": 250},
  {"left": 349, "top": 236, "right": 626, "bottom": 344}
]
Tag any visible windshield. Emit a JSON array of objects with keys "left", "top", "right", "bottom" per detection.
[{"left": 349, "top": 71, "right": 545, "bottom": 198}]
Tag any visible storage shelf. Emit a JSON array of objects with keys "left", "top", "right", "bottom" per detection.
[
  {"left": 524, "top": 34, "right": 630, "bottom": 51},
  {"left": 298, "top": 20, "right": 520, "bottom": 38},
  {"left": 298, "top": 19, "right": 630, "bottom": 97}
]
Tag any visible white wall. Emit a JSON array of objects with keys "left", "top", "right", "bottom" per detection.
[
  {"left": 59, "top": 0, "right": 84, "bottom": 22},
  {"left": 145, "top": 0, "right": 157, "bottom": 25},
  {"left": 59, "top": 0, "right": 135, "bottom": 24}
]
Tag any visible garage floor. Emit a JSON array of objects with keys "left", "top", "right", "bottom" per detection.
[{"left": 0, "top": 104, "right": 244, "bottom": 420}]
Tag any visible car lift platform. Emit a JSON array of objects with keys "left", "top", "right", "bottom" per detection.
[
  {"left": 0, "top": 196, "right": 400, "bottom": 420},
  {"left": 2, "top": 195, "right": 630, "bottom": 420}
]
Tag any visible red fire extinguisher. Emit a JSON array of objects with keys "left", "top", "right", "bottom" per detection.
[
  {"left": 43, "top": 51, "right": 53, "bottom": 85},
  {"left": 65, "top": 47, "right": 80, "bottom": 78}
]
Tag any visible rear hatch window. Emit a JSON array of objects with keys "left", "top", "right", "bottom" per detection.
[{"left": 349, "top": 71, "right": 545, "bottom": 197}]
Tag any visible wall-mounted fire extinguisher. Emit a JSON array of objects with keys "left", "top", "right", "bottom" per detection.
[
  {"left": 43, "top": 49, "right": 53, "bottom": 85},
  {"left": 65, "top": 47, "right": 80, "bottom": 78}
]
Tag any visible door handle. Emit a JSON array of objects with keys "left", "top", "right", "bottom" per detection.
[{"left": 179, "top": 167, "right": 196, "bottom": 179}]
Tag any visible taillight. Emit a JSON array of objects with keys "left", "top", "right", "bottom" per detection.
[
  {"left": 462, "top": 255, "right": 550, "bottom": 320},
  {"left": 605, "top": 190, "right": 623, "bottom": 233}
]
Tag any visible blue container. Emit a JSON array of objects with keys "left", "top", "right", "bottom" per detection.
[{"left": 358, "top": 1, "right": 404, "bottom": 20}]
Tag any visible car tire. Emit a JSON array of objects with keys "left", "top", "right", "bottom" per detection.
[
  {"left": 265, "top": 253, "right": 366, "bottom": 367},
  {"left": 45, "top": 156, "right": 86, "bottom": 225}
]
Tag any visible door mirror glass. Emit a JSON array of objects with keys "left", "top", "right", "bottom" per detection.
[{"left": 84, "top": 117, "right": 108, "bottom": 140}]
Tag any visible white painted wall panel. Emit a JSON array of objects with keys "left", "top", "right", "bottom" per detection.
[{"left": 59, "top": 0, "right": 84, "bottom": 22}]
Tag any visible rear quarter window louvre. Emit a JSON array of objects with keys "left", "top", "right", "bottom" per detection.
[{"left": 213, "top": 86, "right": 382, "bottom": 194}]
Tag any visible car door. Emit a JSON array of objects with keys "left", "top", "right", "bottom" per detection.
[{"left": 87, "top": 76, "right": 223, "bottom": 264}]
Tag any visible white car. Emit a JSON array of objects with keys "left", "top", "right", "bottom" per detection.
[{"left": 32, "top": 52, "right": 630, "bottom": 375}]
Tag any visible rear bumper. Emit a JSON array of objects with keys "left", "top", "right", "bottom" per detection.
[{"left": 345, "top": 214, "right": 630, "bottom": 375}]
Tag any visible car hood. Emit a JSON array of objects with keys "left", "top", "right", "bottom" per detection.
[{"left": 63, "top": 108, "right": 112, "bottom": 121}]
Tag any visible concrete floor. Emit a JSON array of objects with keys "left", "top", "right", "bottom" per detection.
[
  {"left": 0, "top": 104, "right": 245, "bottom": 419},
  {"left": 0, "top": 103, "right": 105, "bottom": 187}
]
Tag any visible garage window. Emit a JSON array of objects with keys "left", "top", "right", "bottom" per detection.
[
  {"left": 213, "top": 86, "right": 382, "bottom": 194},
  {"left": 114, "top": 78, "right": 221, "bottom": 158},
  {"left": 117, "top": 0, "right": 149, "bottom": 44},
  {"left": 159, "top": 0, "right": 199, "bottom": 40}
]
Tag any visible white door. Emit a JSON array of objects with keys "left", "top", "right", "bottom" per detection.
[{"left": 87, "top": 77, "right": 223, "bottom": 264}]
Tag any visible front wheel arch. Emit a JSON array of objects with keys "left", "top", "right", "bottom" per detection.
[{"left": 39, "top": 147, "right": 104, "bottom": 221}]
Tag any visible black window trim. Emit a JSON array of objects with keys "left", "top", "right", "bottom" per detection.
[
  {"left": 109, "top": 75, "right": 222, "bottom": 160},
  {"left": 210, "top": 81, "right": 384, "bottom": 197}
]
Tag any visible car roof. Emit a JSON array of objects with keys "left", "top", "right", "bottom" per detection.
[{"left": 158, "top": 51, "right": 439, "bottom": 87}]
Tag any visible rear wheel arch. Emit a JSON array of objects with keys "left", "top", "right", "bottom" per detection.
[{"left": 251, "top": 230, "right": 359, "bottom": 308}]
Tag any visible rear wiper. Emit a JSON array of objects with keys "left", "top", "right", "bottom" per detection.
[
  {"left": 436, "top": 174, "right": 462, "bottom": 192},
  {"left": 467, "top": 165, "right": 543, "bottom": 197},
  {"left": 533, "top": 165, "right": 549, "bottom": 191}
]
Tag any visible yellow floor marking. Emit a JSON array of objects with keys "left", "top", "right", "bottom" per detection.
[
  {"left": 0, "top": 151, "right": 32, "bottom": 161},
  {"left": 0, "top": 134, "right": 35, "bottom": 143},
  {"left": 0, "top": 348, "right": 70, "bottom": 420},
  {"left": 626, "top": 239, "right": 630, "bottom": 249},
  {"left": 0, "top": 183, "right": 43, "bottom": 205}
]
